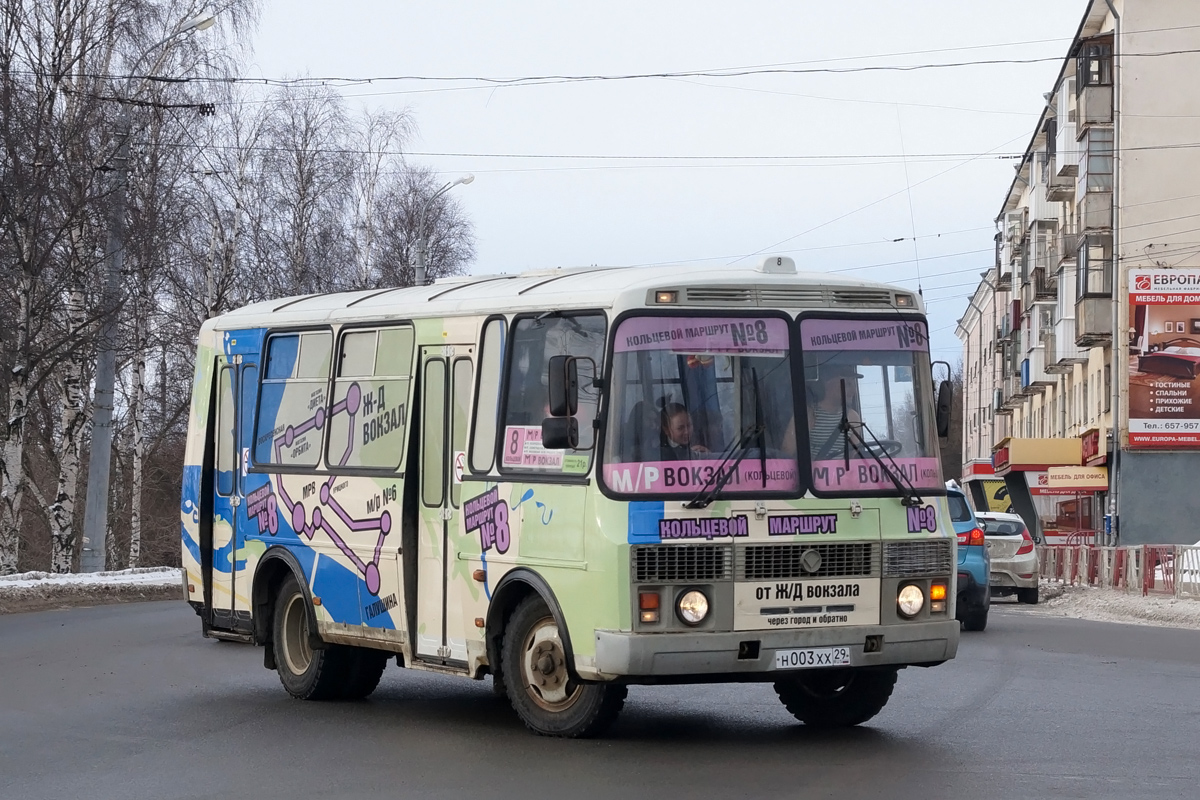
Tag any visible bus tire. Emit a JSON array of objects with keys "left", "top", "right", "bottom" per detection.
[
  {"left": 272, "top": 574, "right": 351, "bottom": 700},
  {"left": 339, "top": 649, "right": 389, "bottom": 700},
  {"left": 774, "top": 667, "right": 898, "bottom": 728},
  {"left": 501, "top": 595, "right": 625, "bottom": 738}
]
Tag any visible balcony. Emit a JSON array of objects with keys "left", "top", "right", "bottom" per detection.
[
  {"left": 1046, "top": 317, "right": 1089, "bottom": 373},
  {"left": 1058, "top": 228, "right": 1080, "bottom": 265},
  {"left": 1078, "top": 84, "right": 1113, "bottom": 127},
  {"left": 1021, "top": 346, "right": 1056, "bottom": 393},
  {"left": 1032, "top": 266, "right": 1057, "bottom": 301},
  {"left": 1075, "top": 297, "right": 1113, "bottom": 347},
  {"left": 1078, "top": 191, "right": 1112, "bottom": 232},
  {"left": 1047, "top": 167, "right": 1075, "bottom": 201},
  {"left": 999, "top": 375, "right": 1025, "bottom": 412},
  {"left": 1030, "top": 182, "right": 1057, "bottom": 223}
]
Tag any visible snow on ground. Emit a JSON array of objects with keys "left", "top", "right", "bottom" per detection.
[
  {"left": 0, "top": 566, "right": 181, "bottom": 590},
  {"left": 1037, "top": 581, "right": 1200, "bottom": 630},
  {"left": 0, "top": 567, "right": 182, "bottom": 614}
]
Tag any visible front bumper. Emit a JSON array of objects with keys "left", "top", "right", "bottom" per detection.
[{"left": 593, "top": 620, "right": 959, "bottom": 678}]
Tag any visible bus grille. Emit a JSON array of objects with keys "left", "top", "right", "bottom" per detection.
[
  {"left": 737, "top": 543, "right": 877, "bottom": 580},
  {"left": 883, "top": 540, "right": 953, "bottom": 577},
  {"left": 632, "top": 545, "right": 733, "bottom": 582}
]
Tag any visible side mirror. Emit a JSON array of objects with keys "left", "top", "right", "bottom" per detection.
[
  {"left": 541, "top": 417, "right": 579, "bottom": 450},
  {"left": 547, "top": 355, "right": 579, "bottom": 417},
  {"left": 935, "top": 379, "right": 953, "bottom": 438}
]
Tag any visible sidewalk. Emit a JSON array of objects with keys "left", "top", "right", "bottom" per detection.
[
  {"left": 1034, "top": 580, "right": 1200, "bottom": 630},
  {"left": 0, "top": 567, "right": 183, "bottom": 614}
]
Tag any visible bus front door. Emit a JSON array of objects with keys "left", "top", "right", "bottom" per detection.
[
  {"left": 416, "top": 346, "right": 475, "bottom": 664},
  {"left": 209, "top": 357, "right": 252, "bottom": 632}
]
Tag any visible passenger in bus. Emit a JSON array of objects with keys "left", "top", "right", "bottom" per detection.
[
  {"left": 659, "top": 403, "right": 711, "bottom": 460},
  {"left": 807, "top": 367, "right": 864, "bottom": 459}
]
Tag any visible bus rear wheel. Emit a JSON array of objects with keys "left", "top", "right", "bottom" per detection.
[
  {"left": 774, "top": 667, "right": 898, "bottom": 728},
  {"left": 273, "top": 574, "right": 352, "bottom": 700},
  {"left": 501, "top": 595, "right": 626, "bottom": 738}
]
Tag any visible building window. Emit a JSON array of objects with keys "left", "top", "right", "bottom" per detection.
[
  {"left": 1077, "top": 234, "right": 1113, "bottom": 297},
  {"left": 1079, "top": 127, "right": 1113, "bottom": 192},
  {"left": 1077, "top": 40, "right": 1113, "bottom": 87},
  {"left": 1104, "top": 364, "right": 1112, "bottom": 413}
]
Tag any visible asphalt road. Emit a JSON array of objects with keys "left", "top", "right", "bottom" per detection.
[{"left": 2, "top": 601, "right": 1198, "bottom": 800}]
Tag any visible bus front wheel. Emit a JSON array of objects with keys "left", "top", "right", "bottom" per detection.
[
  {"left": 773, "top": 667, "right": 898, "bottom": 728},
  {"left": 501, "top": 595, "right": 626, "bottom": 737}
]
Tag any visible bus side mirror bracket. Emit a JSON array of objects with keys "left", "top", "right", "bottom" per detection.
[
  {"left": 542, "top": 417, "right": 579, "bottom": 450},
  {"left": 548, "top": 355, "right": 580, "bottom": 416},
  {"left": 935, "top": 380, "right": 953, "bottom": 438}
]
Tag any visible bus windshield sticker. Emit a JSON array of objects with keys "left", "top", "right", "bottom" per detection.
[
  {"left": 810, "top": 457, "right": 942, "bottom": 492},
  {"left": 604, "top": 459, "right": 799, "bottom": 494},
  {"left": 614, "top": 316, "right": 788, "bottom": 355},
  {"left": 502, "top": 425, "right": 564, "bottom": 470},
  {"left": 802, "top": 318, "right": 929, "bottom": 352}
]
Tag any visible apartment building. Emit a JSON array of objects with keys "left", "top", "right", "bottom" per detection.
[{"left": 957, "top": 0, "right": 1200, "bottom": 545}]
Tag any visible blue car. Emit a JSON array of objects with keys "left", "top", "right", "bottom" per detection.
[{"left": 947, "top": 484, "right": 989, "bottom": 631}]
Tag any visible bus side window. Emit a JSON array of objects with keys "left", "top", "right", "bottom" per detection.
[
  {"left": 325, "top": 326, "right": 413, "bottom": 471},
  {"left": 500, "top": 312, "right": 605, "bottom": 474},
  {"left": 254, "top": 331, "right": 331, "bottom": 468},
  {"left": 216, "top": 366, "right": 235, "bottom": 496},
  {"left": 470, "top": 317, "right": 505, "bottom": 474}
]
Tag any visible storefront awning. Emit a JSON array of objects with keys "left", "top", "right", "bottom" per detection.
[{"left": 992, "top": 437, "right": 1082, "bottom": 476}]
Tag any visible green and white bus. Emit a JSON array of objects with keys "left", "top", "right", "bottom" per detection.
[{"left": 181, "top": 255, "right": 959, "bottom": 737}]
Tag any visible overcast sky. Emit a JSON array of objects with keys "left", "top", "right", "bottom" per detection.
[{"left": 246, "top": 0, "right": 1088, "bottom": 360}]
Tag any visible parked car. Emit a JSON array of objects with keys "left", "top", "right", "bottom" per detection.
[
  {"left": 976, "top": 511, "right": 1040, "bottom": 604},
  {"left": 947, "top": 484, "right": 989, "bottom": 631}
]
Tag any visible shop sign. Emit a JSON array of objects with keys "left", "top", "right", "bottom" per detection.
[
  {"left": 1127, "top": 269, "right": 1200, "bottom": 448},
  {"left": 1046, "top": 466, "right": 1109, "bottom": 491}
]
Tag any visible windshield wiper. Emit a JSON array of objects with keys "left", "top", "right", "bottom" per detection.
[
  {"left": 752, "top": 368, "right": 767, "bottom": 489},
  {"left": 835, "top": 378, "right": 923, "bottom": 507},
  {"left": 683, "top": 422, "right": 764, "bottom": 510}
]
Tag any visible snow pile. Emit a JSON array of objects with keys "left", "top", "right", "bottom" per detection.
[
  {"left": 1039, "top": 582, "right": 1200, "bottom": 630},
  {"left": 0, "top": 566, "right": 181, "bottom": 589},
  {"left": 0, "top": 567, "right": 182, "bottom": 614}
]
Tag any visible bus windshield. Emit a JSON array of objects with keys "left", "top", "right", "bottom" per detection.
[
  {"left": 799, "top": 316, "right": 942, "bottom": 494},
  {"left": 602, "top": 315, "right": 800, "bottom": 496}
]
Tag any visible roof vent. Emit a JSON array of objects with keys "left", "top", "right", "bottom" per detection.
[{"left": 755, "top": 255, "right": 796, "bottom": 274}]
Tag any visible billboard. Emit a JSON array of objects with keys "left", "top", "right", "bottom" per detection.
[{"left": 1127, "top": 269, "right": 1200, "bottom": 448}]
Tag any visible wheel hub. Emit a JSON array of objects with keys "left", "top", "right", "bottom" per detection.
[{"left": 521, "top": 616, "right": 580, "bottom": 711}]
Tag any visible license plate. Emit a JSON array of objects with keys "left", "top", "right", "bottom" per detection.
[{"left": 774, "top": 646, "right": 852, "bottom": 670}]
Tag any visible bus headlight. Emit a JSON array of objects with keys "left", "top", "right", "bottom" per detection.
[
  {"left": 676, "top": 590, "right": 709, "bottom": 626},
  {"left": 897, "top": 585, "right": 925, "bottom": 618}
]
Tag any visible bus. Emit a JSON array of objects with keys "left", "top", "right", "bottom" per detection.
[{"left": 181, "top": 255, "right": 959, "bottom": 737}]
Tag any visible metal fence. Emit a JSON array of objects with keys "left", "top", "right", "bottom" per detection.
[{"left": 1038, "top": 544, "right": 1200, "bottom": 600}]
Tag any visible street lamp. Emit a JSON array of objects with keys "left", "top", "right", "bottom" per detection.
[
  {"left": 80, "top": 15, "right": 217, "bottom": 573},
  {"left": 414, "top": 174, "right": 473, "bottom": 287}
]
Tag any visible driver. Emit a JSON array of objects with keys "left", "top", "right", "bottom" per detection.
[
  {"left": 660, "top": 403, "right": 711, "bottom": 460},
  {"left": 806, "top": 365, "right": 864, "bottom": 458}
]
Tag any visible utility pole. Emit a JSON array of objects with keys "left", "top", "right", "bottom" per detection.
[
  {"left": 79, "top": 109, "right": 130, "bottom": 572},
  {"left": 414, "top": 174, "right": 473, "bottom": 287},
  {"left": 80, "top": 15, "right": 216, "bottom": 572}
]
